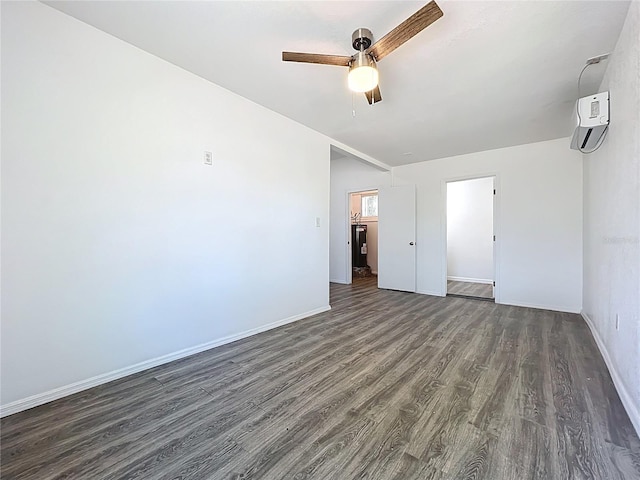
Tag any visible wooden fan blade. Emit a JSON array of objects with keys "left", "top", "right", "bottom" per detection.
[
  {"left": 282, "top": 52, "right": 351, "bottom": 67},
  {"left": 364, "top": 85, "right": 382, "bottom": 105},
  {"left": 368, "top": 1, "right": 443, "bottom": 62}
]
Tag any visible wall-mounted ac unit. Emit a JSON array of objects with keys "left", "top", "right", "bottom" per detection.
[{"left": 570, "top": 91, "right": 609, "bottom": 152}]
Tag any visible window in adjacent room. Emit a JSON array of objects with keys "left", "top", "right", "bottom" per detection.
[{"left": 361, "top": 194, "right": 378, "bottom": 219}]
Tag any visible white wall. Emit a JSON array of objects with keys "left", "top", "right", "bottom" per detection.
[
  {"left": 330, "top": 158, "right": 390, "bottom": 283},
  {"left": 447, "top": 177, "right": 494, "bottom": 283},
  {"left": 393, "top": 137, "right": 583, "bottom": 312},
  {"left": 349, "top": 192, "right": 379, "bottom": 274},
  {"left": 0, "top": 2, "right": 373, "bottom": 412},
  {"left": 582, "top": 1, "right": 640, "bottom": 435}
]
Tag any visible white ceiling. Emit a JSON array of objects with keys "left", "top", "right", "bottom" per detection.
[{"left": 45, "top": 1, "right": 629, "bottom": 166}]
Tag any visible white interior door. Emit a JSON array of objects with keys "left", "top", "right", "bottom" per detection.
[{"left": 378, "top": 185, "right": 416, "bottom": 292}]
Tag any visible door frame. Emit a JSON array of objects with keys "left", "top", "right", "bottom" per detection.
[
  {"left": 441, "top": 174, "right": 500, "bottom": 302},
  {"left": 344, "top": 187, "right": 379, "bottom": 285}
]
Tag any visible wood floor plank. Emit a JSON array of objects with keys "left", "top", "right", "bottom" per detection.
[
  {"left": 1, "top": 277, "right": 639, "bottom": 479},
  {"left": 447, "top": 280, "right": 494, "bottom": 299}
]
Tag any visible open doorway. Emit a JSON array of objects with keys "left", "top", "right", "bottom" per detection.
[
  {"left": 348, "top": 190, "right": 378, "bottom": 286},
  {"left": 446, "top": 177, "right": 495, "bottom": 300}
]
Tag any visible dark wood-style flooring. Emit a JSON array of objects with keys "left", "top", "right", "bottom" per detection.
[
  {"left": 2, "top": 277, "right": 639, "bottom": 479},
  {"left": 447, "top": 280, "right": 494, "bottom": 299}
]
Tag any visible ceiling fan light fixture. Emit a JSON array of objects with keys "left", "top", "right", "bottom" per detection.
[
  {"left": 282, "top": 1, "right": 445, "bottom": 105},
  {"left": 348, "top": 52, "right": 378, "bottom": 93}
]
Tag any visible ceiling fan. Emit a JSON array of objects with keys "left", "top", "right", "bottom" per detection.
[{"left": 282, "top": 1, "right": 444, "bottom": 105}]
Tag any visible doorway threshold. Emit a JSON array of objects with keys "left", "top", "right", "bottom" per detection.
[{"left": 446, "top": 293, "right": 495, "bottom": 302}]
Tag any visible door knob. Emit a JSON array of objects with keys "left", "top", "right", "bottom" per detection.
[{"left": 409, "top": 242, "right": 414, "bottom": 246}]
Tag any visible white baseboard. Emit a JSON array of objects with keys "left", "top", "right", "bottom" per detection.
[
  {"left": 498, "top": 299, "right": 580, "bottom": 314},
  {"left": 581, "top": 312, "right": 640, "bottom": 437},
  {"left": 0, "top": 305, "right": 331, "bottom": 418},
  {"left": 330, "top": 278, "right": 348, "bottom": 284},
  {"left": 447, "top": 276, "right": 493, "bottom": 285}
]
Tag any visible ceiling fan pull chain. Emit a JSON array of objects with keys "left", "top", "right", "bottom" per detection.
[{"left": 352, "top": 91, "right": 356, "bottom": 117}]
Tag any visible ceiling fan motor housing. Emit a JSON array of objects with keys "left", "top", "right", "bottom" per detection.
[{"left": 352, "top": 28, "right": 373, "bottom": 51}]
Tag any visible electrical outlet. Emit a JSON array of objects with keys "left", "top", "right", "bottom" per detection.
[{"left": 204, "top": 151, "right": 213, "bottom": 166}]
